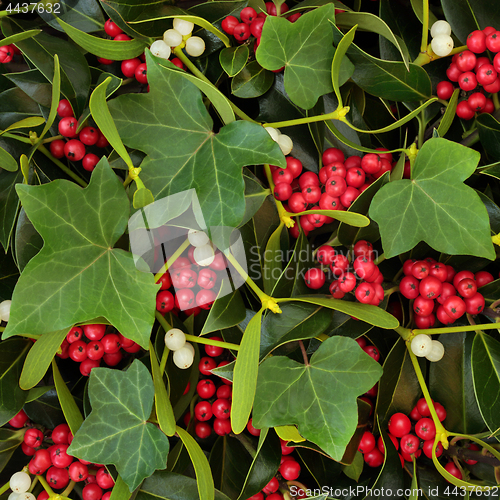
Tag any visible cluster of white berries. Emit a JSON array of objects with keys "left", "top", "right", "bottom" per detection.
[
  {"left": 411, "top": 334, "right": 445, "bottom": 362},
  {"left": 0, "top": 299, "right": 11, "bottom": 322},
  {"left": 430, "top": 20, "right": 454, "bottom": 57},
  {"left": 8, "top": 471, "right": 35, "bottom": 500},
  {"left": 150, "top": 18, "right": 205, "bottom": 60},
  {"left": 265, "top": 127, "right": 293, "bottom": 156},
  {"left": 188, "top": 229, "right": 215, "bottom": 266},
  {"left": 165, "top": 328, "right": 194, "bottom": 369}
]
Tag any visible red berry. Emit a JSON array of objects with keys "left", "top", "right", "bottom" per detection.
[
  {"left": 82, "top": 153, "right": 100, "bottom": 172},
  {"left": 49, "top": 139, "right": 66, "bottom": 158},
  {"left": 104, "top": 19, "right": 123, "bottom": 37},
  {"left": 233, "top": 23, "right": 251, "bottom": 42},
  {"left": 64, "top": 140, "right": 86, "bottom": 161},
  {"left": 240, "top": 7, "right": 257, "bottom": 24},
  {"left": 456, "top": 100, "right": 475, "bottom": 120},
  {"left": 279, "top": 459, "right": 301, "bottom": 480},
  {"left": 58, "top": 116, "right": 78, "bottom": 138},
  {"left": 304, "top": 268, "right": 325, "bottom": 289},
  {"left": 388, "top": 413, "right": 411, "bottom": 438},
  {"left": 121, "top": 58, "right": 141, "bottom": 78},
  {"left": 135, "top": 63, "right": 148, "bottom": 84},
  {"left": 57, "top": 99, "right": 74, "bottom": 118},
  {"left": 221, "top": 16, "right": 239, "bottom": 35}
]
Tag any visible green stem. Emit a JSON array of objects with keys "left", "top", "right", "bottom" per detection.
[
  {"left": 0, "top": 482, "right": 10, "bottom": 496},
  {"left": 153, "top": 238, "right": 190, "bottom": 282},
  {"left": 38, "top": 145, "right": 88, "bottom": 187},
  {"left": 384, "top": 285, "right": 399, "bottom": 297},
  {"left": 42, "top": 134, "right": 63, "bottom": 144},
  {"left": 417, "top": 114, "right": 425, "bottom": 149},
  {"left": 184, "top": 333, "right": 240, "bottom": 351},
  {"left": 420, "top": 0, "right": 429, "bottom": 53},
  {"left": 172, "top": 47, "right": 256, "bottom": 123},
  {"left": 416, "top": 322, "right": 500, "bottom": 335},
  {"left": 493, "top": 92, "right": 500, "bottom": 111},
  {"left": 395, "top": 325, "right": 411, "bottom": 341},
  {"left": 264, "top": 108, "right": 346, "bottom": 130},
  {"left": 373, "top": 252, "right": 385, "bottom": 266},
  {"left": 408, "top": 347, "right": 449, "bottom": 447},
  {"left": 39, "top": 475, "right": 55, "bottom": 497},
  {"left": 61, "top": 480, "right": 76, "bottom": 497},
  {"left": 123, "top": 173, "right": 133, "bottom": 187}
]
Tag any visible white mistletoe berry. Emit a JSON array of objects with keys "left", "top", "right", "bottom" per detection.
[
  {"left": 9, "top": 472, "right": 31, "bottom": 494},
  {"left": 17, "top": 494, "right": 35, "bottom": 500},
  {"left": 0, "top": 299, "right": 11, "bottom": 322},
  {"left": 150, "top": 40, "right": 171, "bottom": 60},
  {"left": 425, "top": 340, "right": 445, "bottom": 362},
  {"left": 164, "top": 328, "right": 186, "bottom": 351},
  {"left": 185, "top": 37, "right": 205, "bottom": 57},
  {"left": 265, "top": 126, "right": 280, "bottom": 142},
  {"left": 173, "top": 345, "right": 194, "bottom": 369},
  {"left": 411, "top": 334, "right": 433, "bottom": 357},
  {"left": 430, "top": 20, "right": 452, "bottom": 39},
  {"left": 278, "top": 134, "right": 293, "bottom": 155},
  {"left": 188, "top": 229, "right": 210, "bottom": 247},
  {"left": 163, "top": 28, "right": 183, "bottom": 47},
  {"left": 431, "top": 34, "right": 454, "bottom": 57},
  {"left": 194, "top": 244, "right": 215, "bottom": 266},
  {"left": 173, "top": 18, "right": 194, "bottom": 36}
]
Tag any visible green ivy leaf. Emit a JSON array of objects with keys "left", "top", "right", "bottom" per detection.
[
  {"left": 2, "top": 160, "right": 158, "bottom": 348},
  {"left": 231, "top": 61, "right": 275, "bottom": 99},
  {"left": 108, "top": 52, "right": 285, "bottom": 231},
  {"left": 68, "top": 360, "right": 170, "bottom": 492},
  {"left": 220, "top": 46, "right": 249, "bottom": 77},
  {"left": 256, "top": 4, "right": 336, "bottom": 109},
  {"left": 253, "top": 336, "right": 382, "bottom": 460},
  {"left": 369, "top": 138, "right": 494, "bottom": 260}
]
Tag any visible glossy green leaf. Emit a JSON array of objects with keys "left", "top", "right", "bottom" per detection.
[
  {"left": 369, "top": 138, "right": 494, "bottom": 260},
  {"left": 336, "top": 11, "right": 409, "bottom": 68},
  {"left": 283, "top": 296, "right": 399, "bottom": 329},
  {"left": 4, "top": 69, "right": 52, "bottom": 108},
  {"left": 68, "top": 360, "right": 170, "bottom": 491},
  {"left": 331, "top": 24, "right": 431, "bottom": 101},
  {"left": 241, "top": 170, "right": 269, "bottom": 227},
  {"left": 52, "top": 359, "right": 83, "bottom": 436},
  {"left": 1, "top": 117, "right": 45, "bottom": 135},
  {"left": 137, "top": 471, "right": 230, "bottom": 500},
  {"left": 0, "top": 29, "right": 41, "bottom": 47},
  {"left": 19, "top": 329, "right": 68, "bottom": 390},
  {"left": 2, "top": 18, "right": 91, "bottom": 115},
  {"left": 0, "top": 87, "right": 42, "bottom": 130},
  {"left": 342, "top": 450, "right": 363, "bottom": 481},
  {"left": 291, "top": 208, "right": 369, "bottom": 227},
  {"left": 109, "top": 475, "right": 131, "bottom": 500},
  {"left": 0, "top": 338, "right": 30, "bottom": 426},
  {"left": 220, "top": 46, "right": 249, "bottom": 77},
  {"left": 231, "top": 61, "right": 275, "bottom": 99},
  {"left": 39, "top": 0, "right": 105, "bottom": 33},
  {"left": 477, "top": 113, "right": 500, "bottom": 162},
  {"left": 232, "top": 309, "right": 264, "bottom": 434},
  {"left": 472, "top": 331, "right": 500, "bottom": 437},
  {"left": 263, "top": 221, "right": 284, "bottom": 296},
  {"left": 37, "top": 54, "right": 60, "bottom": 144},
  {"left": 176, "top": 426, "right": 214, "bottom": 500},
  {"left": 154, "top": 56, "right": 235, "bottom": 125},
  {"left": 24, "top": 387, "right": 65, "bottom": 429},
  {"left": 149, "top": 342, "right": 176, "bottom": 437},
  {"left": 430, "top": 331, "right": 485, "bottom": 434},
  {"left": 109, "top": 51, "right": 285, "bottom": 231},
  {"left": 253, "top": 336, "right": 382, "bottom": 460},
  {"left": 26, "top": 386, "right": 53, "bottom": 404},
  {"left": 90, "top": 77, "right": 134, "bottom": 169},
  {"left": 256, "top": 4, "right": 336, "bottom": 109},
  {"left": 3, "top": 160, "right": 158, "bottom": 347},
  {"left": 0, "top": 428, "right": 24, "bottom": 474},
  {"left": 331, "top": 25, "right": 356, "bottom": 107},
  {"left": 0, "top": 147, "right": 18, "bottom": 172},
  {"left": 437, "top": 89, "right": 459, "bottom": 138},
  {"left": 201, "top": 290, "right": 246, "bottom": 335}
]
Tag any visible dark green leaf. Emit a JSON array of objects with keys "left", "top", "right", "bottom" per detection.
[
  {"left": 0, "top": 428, "right": 24, "bottom": 474},
  {"left": 241, "top": 170, "right": 269, "bottom": 227},
  {"left": 24, "top": 387, "right": 65, "bottom": 429},
  {"left": 430, "top": 331, "right": 485, "bottom": 434},
  {"left": 3, "top": 160, "right": 158, "bottom": 348},
  {"left": 369, "top": 138, "right": 494, "bottom": 260},
  {"left": 0, "top": 338, "right": 31, "bottom": 426},
  {"left": 109, "top": 51, "right": 285, "bottom": 231},
  {"left": 471, "top": 331, "right": 500, "bottom": 437},
  {"left": 14, "top": 207, "right": 43, "bottom": 272},
  {"left": 4, "top": 69, "right": 53, "bottom": 108},
  {"left": 39, "top": 0, "right": 105, "bottom": 33},
  {"left": 262, "top": 222, "right": 284, "bottom": 295},
  {"left": 201, "top": 290, "right": 246, "bottom": 336},
  {"left": 256, "top": 4, "right": 336, "bottom": 109},
  {"left": 477, "top": 113, "right": 500, "bottom": 162},
  {"left": 231, "top": 60, "right": 274, "bottom": 99},
  {"left": 437, "top": 89, "right": 459, "bottom": 138},
  {"left": 68, "top": 360, "right": 170, "bottom": 491},
  {"left": 220, "top": 46, "right": 249, "bottom": 77},
  {"left": 0, "top": 87, "right": 42, "bottom": 129},
  {"left": 253, "top": 336, "right": 382, "bottom": 460},
  {"left": 0, "top": 153, "right": 23, "bottom": 250},
  {"left": 0, "top": 250, "right": 19, "bottom": 302}
]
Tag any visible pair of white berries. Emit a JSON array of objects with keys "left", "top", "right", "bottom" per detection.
[
  {"left": 265, "top": 127, "right": 293, "bottom": 156},
  {"left": 165, "top": 328, "right": 194, "bottom": 369},
  {"left": 430, "top": 20, "right": 454, "bottom": 57},
  {"left": 150, "top": 18, "right": 206, "bottom": 61},
  {"left": 9, "top": 471, "right": 34, "bottom": 500},
  {"left": 0, "top": 299, "right": 11, "bottom": 322},
  {"left": 411, "top": 334, "right": 445, "bottom": 362},
  {"left": 188, "top": 229, "right": 215, "bottom": 267}
]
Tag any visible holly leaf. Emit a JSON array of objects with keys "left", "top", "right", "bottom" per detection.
[
  {"left": 2, "top": 160, "right": 158, "bottom": 348},
  {"left": 255, "top": 4, "right": 336, "bottom": 109},
  {"left": 68, "top": 360, "right": 170, "bottom": 492},
  {"left": 252, "top": 336, "right": 382, "bottom": 460},
  {"left": 369, "top": 138, "right": 494, "bottom": 260},
  {"left": 108, "top": 51, "right": 285, "bottom": 232}
]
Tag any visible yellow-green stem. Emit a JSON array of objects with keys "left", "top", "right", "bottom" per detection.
[
  {"left": 408, "top": 348, "right": 448, "bottom": 447},
  {"left": 493, "top": 93, "right": 500, "bottom": 111},
  {"left": 0, "top": 482, "right": 9, "bottom": 496},
  {"left": 38, "top": 475, "right": 56, "bottom": 497},
  {"left": 39, "top": 145, "right": 88, "bottom": 187},
  {"left": 42, "top": 134, "right": 63, "bottom": 144},
  {"left": 172, "top": 47, "right": 256, "bottom": 123},
  {"left": 264, "top": 108, "right": 346, "bottom": 129},
  {"left": 373, "top": 252, "right": 385, "bottom": 265},
  {"left": 185, "top": 333, "right": 240, "bottom": 351},
  {"left": 123, "top": 173, "right": 133, "bottom": 188},
  {"left": 61, "top": 480, "right": 76, "bottom": 497},
  {"left": 395, "top": 325, "right": 411, "bottom": 340},
  {"left": 384, "top": 285, "right": 399, "bottom": 297},
  {"left": 153, "top": 238, "right": 190, "bottom": 282},
  {"left": 415, "top": 322, "right": 500, "bottom": 335},
  {"left": 420, "top": 0, "right": 429, "bottom": 53}
]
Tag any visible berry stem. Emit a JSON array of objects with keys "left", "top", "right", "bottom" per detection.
[
  {"left": 420, "top": 0, "right": 430, "bottom": 54},
  {"left": 263, "top": 106, "right": 350, "bottom": 129},
  {"left": 61, "top": 480, "right": 76, "bottom": 497},
  {"left": 493, "top": 92, "right": 500, "bottom": 111},
  {"left": 394, "top": 325, "right": 411, "bottom": 340},
  {"left": 299, "top": 340, "right": 310, "bottom": 366},
  {"left": 38, "top": 474, "right": 56, "bottom": 497},
  {"left": 38, "top": 145, "right": 88, "bottom": 188},
  {"left": 383, "top": 285, "right": 399, "bottom": 297},
  {"left": 407, "top": 347, "right": 449, "bottom": 448},
  {"left": 0, "top": 482, "right": 9, "bottom": 496},
  {"left": 153, "top": 238, "right": 191, "bottom": 282},
  {"left": 41, "top": 134, "right": 63, "bottom": 143},
  {"left": 172, "top": 46, "right": 256, "bottom": 123},
  {"left": 373, "top": 252, "right": 385, "bottom": 265},
  {"left": 411, "top": 322, "right": 500, "bottom": 335},
  {"left": 184, "top": 333, "right": 240, "bottom": 351}
]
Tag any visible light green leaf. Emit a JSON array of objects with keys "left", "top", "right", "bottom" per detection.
[
  {"left": 369, "top": 138, "right": 494, "bottom": 260},
  {"left": 68, "top": 360, "right": 170, "bottom": 491},
  {"left": 133, "top": 187, "right": 155, "bottom": 209},
  {"left": 19, "top": 329, "right": 69, "bottom": 390},
  {"left": 0, "top": 147, "right": 18, "bottom": 172},
  {"left": 176, "top": 426, "right": 215, "bottom": 500},
  {"left": 256, "top": 4, "right": 336, "bottom": 109},
  {"left": 52, "top": 359, "right": 83, "bottom": 435},
  {"left": 56, "top": 17, "right": 148, "bottom": 60},
  {"left": 331, "top": 25, "right": 356, "bottom": 107},
  {"left": 290, "top": 208, "right": 369, "bottom": 227},
  {"left": 110, "top": 475, "right": 131, "bottom": 500},
  {"left": 201, "top": 290, "right": 246, "bottom": 336},
  {"left": 437, "top": 89, "right": 459, "bottom": 138},
  {"left": 2, "top": 160, "right": 158, "bottom": 347},
  {"left": 37, "top": 54, "right": 60, "bottom": 144},
  {"left": 263, "top": 222, "right": 285, "bottom": 295},
  {"left": 253, "top": 336, "right": 382, "bottom": 460},
  {"left": 0, "top": 29, "right": 41, "bottom": 47},
  {"left": 0, "top": 117, "right": 45, "bottom": 135},
  {"left": 108, "top": 51, "right": 285, "bottom": 231},
  {"left": 232, "top": 309, "right": 264, "bottom": 434},
  {"left": 220, "top": 46, "right": 249, "bottom": 77}
]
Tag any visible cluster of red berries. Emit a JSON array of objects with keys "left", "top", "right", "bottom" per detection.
[
  {"left": 97, "top": 20, "right": 184, "bottom": 86},
  {"left": 245, "top": 440, "right": 305, "bottom": 500},
  {"left": 272, "top": 148, "right": 407, "bottom": 239},
  {"left": 221, "top": 4, "right": 300, "bottom": 48},
  {"left": 56, "top": 324, "right": 141, "bottom": 377},
  {"left": 437, "top": 26, "right": 500, "bottom": 119},
  {"left": 49, "top": 99, "right": 108, "bottom": 172},
  {"left": 398, "top": 258, "right": 491, "bottom": 328},
  {"left": 8, "top": 410, "right": 115, "bottom": 500},
  {"left": 355, "top": 337, "right": 382, "bottom": 414},
  {"left": 303, "top": 240, "right": 386, "bottom": 307},
  {"left": 358, "top": 398, "right": 448, "bottom": 469},
  {"left": 155, "top": 247, "right": 230, "bottom": 315},
  {"left": 0, "top": 43, "right": 17, "bottom": 63}
]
